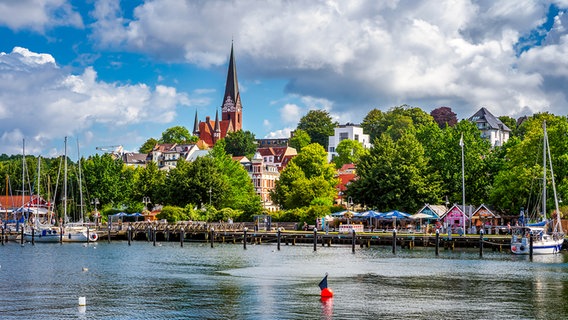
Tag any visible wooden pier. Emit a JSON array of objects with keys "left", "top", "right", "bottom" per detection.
[{"left": 1, "top": 221, "right": 558, "bottom": 254}]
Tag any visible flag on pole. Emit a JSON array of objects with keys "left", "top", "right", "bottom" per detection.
[
  {"left": 318, "top": 273, "right": 328, "bottom": 290},
  {"left": 459, "top": 133, "right": 464, "bottom": 147}
]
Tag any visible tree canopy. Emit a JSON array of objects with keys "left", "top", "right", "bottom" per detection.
[{"left": 297, "top": 110, "right": 337, "bottom": 150}]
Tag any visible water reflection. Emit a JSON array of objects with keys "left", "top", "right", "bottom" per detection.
[
  {"left": 1, "top": 242, "right": 568, "bottom": 319},
  {"left": 320, "top": 297, "right": 333, "bottom": 320}
]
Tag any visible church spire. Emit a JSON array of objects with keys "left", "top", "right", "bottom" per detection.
[
  {"left": 193, "top": 110, "right": 200, "bottom": 136},
  {"left": 221, "top": 43, "right": 242, "bottom": 131}
]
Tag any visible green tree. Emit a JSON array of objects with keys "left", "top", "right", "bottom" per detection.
[
  {"left": 139, "top": 138, "right": 158, "bottom": 153},
  {"left": 132, "top": 161, "right": 166, "bottom": 206},
  {"left": 160, "top": 126, "right": 198, "bottom": 144},
  {"left": 223, "top": 130, "right": 257, "bottom": 158},
  {"left": 271, "top": 143, "right": 338, "bottom": 209},
  {"left": 297, "top": 110, "right": 337, "bottom": 149},
  {"left": 289, "top": 129, "right": 311, "bottom": 151},
  {"left": 82, "top": 154, "right": 129, "bottom": 208},
  {"left": 209, "top": 140, "right": 261, "bottom": 220},
  {"left": 347, "top": 132, "right": 442, "bottom": 212},
  {"left": 332, "top": 139, "right": 367, "bottom": 169},
  {"left": 361, "top": 108, "right": 385, "bottom": 142}
]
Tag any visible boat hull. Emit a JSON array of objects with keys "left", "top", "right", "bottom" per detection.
[
  {"left": 62, "top": 226, "right": 98, "bottom": 242},
  {"left": 23, "top": 228, "right": 60, "bottom": 243},
  {"left": 511, "top": 237, "right": 564, "bottom": 255}
]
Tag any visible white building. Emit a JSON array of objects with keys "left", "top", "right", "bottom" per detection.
[
  {"left": 327, "top": 123, "right": 372, "bottom": 162},
  {"left": 468, "top": 107, "right": 511, "bottom": 147}
]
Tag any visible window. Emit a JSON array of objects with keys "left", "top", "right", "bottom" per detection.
[
  {"left": 354, "top": 134, "right": 359, "bottom": 141},
  {"left": 339, "top": 132, "right": 348, "bottom": 141},
  {"left": 329, "top": 147, "right": 335, "bottom": 153}
]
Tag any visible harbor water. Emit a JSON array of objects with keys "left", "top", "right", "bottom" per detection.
[{"left": 1, "top": 241, "right": 568, "bottom": 319}]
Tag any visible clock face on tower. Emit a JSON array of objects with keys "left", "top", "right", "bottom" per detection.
[{"left": 223, "top": 96, "right": 235, "bottom": 112}]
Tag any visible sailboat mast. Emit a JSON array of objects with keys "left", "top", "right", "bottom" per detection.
[
  {"left": 542, "top": 122, "right": 547, "bottom": 222},
  {"left": 36, "top": 156, "right": 40, "bottom": 225},
  {"left": 22, "top": 139, "right": 25, "bottom": 220},
  {"left": 64, "top": 137, "right": 68, "bottom": 224},
  {"left": 77, "top": 138, "right": 84, "bottom": 223}
]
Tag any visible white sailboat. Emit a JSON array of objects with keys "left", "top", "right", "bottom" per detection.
[
  {"left": 22, "top": 142, "right": 60, "bottom": 243},
  {"left": 61, "top": 137, "right": 98, "bottom": 242},
  {"left": 511, "top": 121, "right": 564, "bottom": 254}
]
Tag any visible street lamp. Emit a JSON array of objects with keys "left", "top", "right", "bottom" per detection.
[{"left": 142, "top": 196, "right": 151, "bottom": 211}]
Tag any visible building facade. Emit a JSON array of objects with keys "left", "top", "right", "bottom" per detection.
[
  {"left": 468, "top": 107, "right": 511, "bottom": 147},
  {"left": 327, "top": 123, "right": 372, "bottom": 162}
]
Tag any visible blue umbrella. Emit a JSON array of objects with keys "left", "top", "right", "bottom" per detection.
[{"left": 382, "top": 210, "right": 411, "bottom": 229}]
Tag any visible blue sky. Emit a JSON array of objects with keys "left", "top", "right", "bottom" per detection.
[{"left": 1, "top": 0, "right": 567, "bottom": 159}]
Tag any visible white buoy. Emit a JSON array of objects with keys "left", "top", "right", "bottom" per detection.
[
  {"left": 78, "top": 297, "right": 86, "bottom": 306},
  {"left": 82, "top": 267, "right": 88, "bottom": 272}
]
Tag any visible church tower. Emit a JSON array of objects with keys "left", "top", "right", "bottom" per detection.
[
  {"left": 192, "top": 44, "right": 243, "bottom": 147},
  {"left": 221, "top": 43, "right": 242, "bottom": 132}
]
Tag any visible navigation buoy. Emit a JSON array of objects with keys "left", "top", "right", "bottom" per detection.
[
  {"left": 321, "top": 287, "right": 334, "bottom": 298},
  {"left": 318, "top": 273, "right": 334, "bottom": 298},
  {"left": 78, "top": 296, "right": 86, "bottom": 306}
]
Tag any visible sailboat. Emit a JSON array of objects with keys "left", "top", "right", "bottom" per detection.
[
  {"left": 511, "top": 121, "right": 565, "bottom": 254},
  {"left": 22, "top": 142, "right": 60, "bottom": 243},
  {"left": 61, "top": 137, "right": 98, "bottom": 242}
]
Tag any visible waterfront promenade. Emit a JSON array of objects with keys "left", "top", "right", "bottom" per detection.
[{"left": 3, "top": 221, "right": 519, "bottom": 251}]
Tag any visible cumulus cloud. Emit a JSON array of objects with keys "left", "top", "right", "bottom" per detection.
[
  {"left": 0, "top": 0, "right": 83, "bottom": 32},
  {"left": 0, "top": 47, "right": 189, "bottom": 155},
  {"left": 87, "top": 0, "right": 568, "bottom": 121}
]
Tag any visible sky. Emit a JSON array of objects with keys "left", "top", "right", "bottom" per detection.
[{"left": 1, "top": 0, "right": 568, "bottom": 159}]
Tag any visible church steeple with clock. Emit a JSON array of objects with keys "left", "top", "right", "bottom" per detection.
[
  {"left": 193, "top": 43, "right": 243, "bottom": 147},
  {"left": 221, "top": 43, "right": 242, "bottom": 131}
]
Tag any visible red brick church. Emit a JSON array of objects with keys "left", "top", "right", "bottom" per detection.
[{"left": 193, "top": 44, "right": 243, "bottom": 147}]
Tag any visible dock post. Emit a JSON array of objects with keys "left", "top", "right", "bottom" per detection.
[
  {"left": 107, "top": 225, "right": 111, "bottom": 243},
  {"left": 313, "top": 228, "right": 317, "bottom": 251},
  {"left": 277, "top": 228, "right": 281, "bottom": 251},
  {"left": 59, "top": 226, "right": 63, "bottom": 243},
  {"left": 529, "top": 235, "right": 533, "bottom": 258},
  {"left": 352, "top": 228, "right": 356, "bottom": 254},
  {"left": 243, "top": 227, "right": 247, "bottom": 250},
  {"left": 165, "top": 226, "right": 170, "bottom": 242},
  {"left": 20, "top": 227, "right": 24, "bottom": 245},
  {"left": 31, "top": 227, "right": 35, "bottom": 245},
  {"left": 479, "top": 229, "right": 484, "bottom": 258},
  {"left": 392, "top": 229, "right": 397, "bottom": 254},
  {"left": 180, "top": 227, "right": 184, "bottom": 247},
  {"left": 1, "top": 225, "right": 4, "bottom": 245},
  {"left": 435, "top": 229, "right": 440, "bottom": 256},
  {"left": 153, "top": 226, "right": 157, "bottom": 246},
  {"left": 210, "top": 227, "right": 215, "bottom": 248},
  {"left": 128, "top": 226, "right": 132, "bottom": 246}
]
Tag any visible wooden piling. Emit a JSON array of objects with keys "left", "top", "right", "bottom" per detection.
[
  {"left": 1, "top": 225, "right": 4, "bottom": 245},
  {"left": 392, "top": 229, "right": 397, "bottom": 254},
  {"left": 313, "top": 228, "right": 317, "bottom": 251},
  {"left": 128, "top": 226, "right": 131, "bottom": 246},
  {"left": 153, "top": 227, "right": 157, "bottom": 246},
  {"left": 31, "top": 227, "right": 35, "bottom": 245},
  {"left": 435, "top": 229, "right": 439, "bottom": 256},
  {"left": 479, "top": 229, "right": 484, "bottom": 257},
  {"left": 210, "top": 228, "right": 215, "bottom": 248},
  {"left": 352, "top": 229, "right": 356, "bottom": 253},
  {"left": 20, "top": 226, "right": 24, "bottom": 245},
  {"left": 277, "top": 228, "right": 281, "bottom": 251},
  {"left": 243, "top": 227, "right": 247, "bottom": 250},
  {"left": 180, "top": 227, "right": 184, "bottom": 247}
]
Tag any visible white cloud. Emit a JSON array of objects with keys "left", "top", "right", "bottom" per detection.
[
  {"left": 0, "top": 0, "right": 83, "bottom": 32},
  {"left": 280, "top": 103, "right": 303, "bottom": 124},
  {"left": 86, "top": 0, "right": 568, "bottom": 121},
  {"left": 265, "top": 128, "right": 293, "bottom": 139},
  {"left": 0, "top": 47, "right": 189, "bottom": 155}
]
